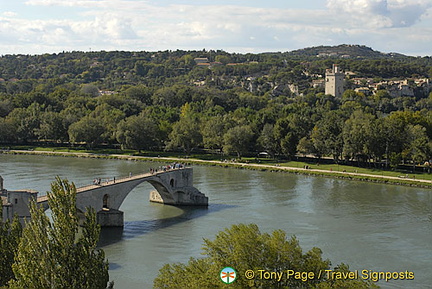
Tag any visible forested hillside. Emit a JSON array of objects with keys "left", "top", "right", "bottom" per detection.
[{"left": 0, "top": 46, "right": 431, "bottom": 167}]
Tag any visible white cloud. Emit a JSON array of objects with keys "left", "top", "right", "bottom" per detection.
[
  {"left": 25, "top": 0, "right": 106, "bottom": 8},
  {"left": 3, "top": 12, "right": 18, "bottom": 17},
  {"left": 326, "top": 0, "right": 432, "bottom": 28},
  {"left": 0, "top": 0, "right": 430, "bottom": 55},
  {"left": 71, "top": 13, "right": 137, "bottom": 40}
]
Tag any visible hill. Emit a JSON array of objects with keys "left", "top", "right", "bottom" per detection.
[
  {"left": 0, "top": 44, "right": 430, "bottom": 92},
  {"left": 288, "top": 44, "right": 408, "bottom": 59}
]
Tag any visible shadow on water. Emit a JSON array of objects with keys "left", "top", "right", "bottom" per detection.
[
  {"left": 98, "top": 203, "right": 237, "bottom": 248},
  {"left": 107, "top": 262, "right": 122, "bottom": 271}
]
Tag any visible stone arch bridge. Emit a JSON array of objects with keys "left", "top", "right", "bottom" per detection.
[{"left": 31, "top": 167, "right": 207, "bottom": 226}]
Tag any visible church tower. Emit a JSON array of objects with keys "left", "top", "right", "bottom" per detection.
[{"left": 325, "top": 64, "right": 345, "bottom": 98}]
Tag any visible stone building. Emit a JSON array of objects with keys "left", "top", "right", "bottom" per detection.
[
  {"left": 325, "top": 64, "right": 345, "bottom": 98},
  {"left": 1, "top": 176, "right": 38, "bottom": 224}
]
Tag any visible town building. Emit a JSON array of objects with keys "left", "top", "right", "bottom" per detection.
[{"left": 193, "top": 58, "right": 209, "bottom": 64}]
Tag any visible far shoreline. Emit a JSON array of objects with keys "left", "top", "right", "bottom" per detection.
[{"left": 1, "top": 149, "right": 431, "bottom": 190}]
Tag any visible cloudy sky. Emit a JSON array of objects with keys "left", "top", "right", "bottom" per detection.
[{"left": 1, "top": 0, "right": 431, "bottom": 56}]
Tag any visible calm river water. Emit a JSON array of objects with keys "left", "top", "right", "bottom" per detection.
[{"left": 1, "top": 154, "right": 431, "bottom": 288}]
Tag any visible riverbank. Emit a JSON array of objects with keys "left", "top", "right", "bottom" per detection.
[{"left": 2, "top": 149, "right": 431, "bottom": 189}]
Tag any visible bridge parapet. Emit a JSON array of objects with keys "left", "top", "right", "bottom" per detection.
[{"left": 28, "top": 167, "right": 207, "bottom": 227}]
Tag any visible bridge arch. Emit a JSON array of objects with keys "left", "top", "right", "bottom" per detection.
[{"left": 37, "top": 168, "right": 208, "bottom": 226}]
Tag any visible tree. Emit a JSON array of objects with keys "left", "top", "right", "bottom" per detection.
[
  {"left": 279, "top": 132, "right": 298, "bottom": 158},
  {"left": 405, "top": 124, "right": 431, "bottom": 166},
  {"left": 389, "top": 152, "right": 402, "bottom": 170},
  {"left": 0, "top": 117, "right": 17, "bottom": 143},
  {"left": 342, "top": 110, "right": 375, "bottom": 161},
  {"left": 215, "top": 55, "right": 232, "bottom": 65},
  {"left": 381, "top": 115, "right": 406, "bottom": 165},
  {"left": 116, "top": 113, "right": 159, "bottom": 151},
  {"left": 80, "top": 84, "right": 100, "bottom": 97},
  {"left": 258, "top": 124, "right": 278, "bottom": 158},
  {"left": 223, "top": 125, "right": 254, "bottom": 158},
  {"left": 35, "top": 111, "right": 68, "bottom": 142},
  {"left": 124, "top": 85, "right": 153, "bottom": 105},
  {"left": 0, "top": 99, "right": 13, "bottom": 117},
  {"left": 0, "top": 208, "right": 22, "bottom": 286},
  {"left": 134, "top": 61, "right": 152, "bottom": 77},
  {"left": 273, "top": 114, "right": 312, "bottom": 158},
  {"left": 152, "top": 85, "right": 192, "bottom": 108},
  {"left": 90, "top": 104, "right": 126, "bottom": 143},
  {"left": 10, "top": 177, "right": 109, "bottom": 289},
  {"left": 297, "top": 136, "right": 316, "bottom": 157},
  {"left": 166, "top": 116, "right": 202, "bottom": 154},
  {"left": 6, "top": 103, "right": 43, "bottom": 142},
  {"left": 154, "top": 224, "right": 377, "bottom": 289},
  {"left": 68, "top": 116, "right": 105, "bottom": 147},
  {"left": 311, "top": 111, "right": 345, "bottom": 160},
  {"left": 201, "top": 115, "right": 227, "bottom": 152}
]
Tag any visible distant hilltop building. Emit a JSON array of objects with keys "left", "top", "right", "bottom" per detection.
[
  {"left": 194, "top": 58, "right": 209, "bottom": 66},
  {"left": 325, "top": 64, "right": 345, "bottom": 98}
]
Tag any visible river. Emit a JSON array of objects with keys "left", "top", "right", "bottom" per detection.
[{"left": 1, "top": 154, "right": 431, "bottom": 288}]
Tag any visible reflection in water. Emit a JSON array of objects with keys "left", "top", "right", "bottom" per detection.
[
  {"left": 98, "top": 204, "right": 235, "bottom": 247},
  {"left": 99, "top": 227, "right": 124, "bottom": 247},
  {"left": 107, "top": 262, "right": 122, "bottom": 271}
]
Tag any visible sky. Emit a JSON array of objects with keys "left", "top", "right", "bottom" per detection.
[{"left": 0, "top": 0, "right": 431, "bottom": 56}]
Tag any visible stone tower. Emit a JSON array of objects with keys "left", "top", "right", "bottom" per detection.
[
  {"left": 325, "top": 64, "right": 345, "bottom": 98},
  {"left": 1, "top": 176, "right": 38, "bottom": 224}
]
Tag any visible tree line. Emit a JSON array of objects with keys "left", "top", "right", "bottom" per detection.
[{"left": 0, "top": 50, "right": 431, "bottom": 167}]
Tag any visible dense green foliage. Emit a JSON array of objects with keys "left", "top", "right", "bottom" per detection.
[
  {"left": 154, "top": 224, "right": 378, "bottom": 288},
  {"left": 8, "top": 177, "right": 109, "bottom": 289},
  {"left": 0, "top": 48, "right": 431, "bottom": 166},
  {"left": 0, "top": 209, "right": 22, "bottom": 287}
]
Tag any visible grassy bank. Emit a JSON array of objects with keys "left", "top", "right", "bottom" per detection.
[{"left": 1, "top": 146, "right": 431, "bottom": 189}]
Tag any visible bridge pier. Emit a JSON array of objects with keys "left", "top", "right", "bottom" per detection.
[{"left": 97, "top": 209, "right": 124, "bottom": 227}]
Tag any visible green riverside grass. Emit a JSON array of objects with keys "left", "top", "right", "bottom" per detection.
[{"left": 1, "top": 146, "right": 431, "bottom": 189}]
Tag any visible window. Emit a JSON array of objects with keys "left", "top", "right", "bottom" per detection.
[{"left": 103, "top": 194, "right": 109, "bottom": 209}]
